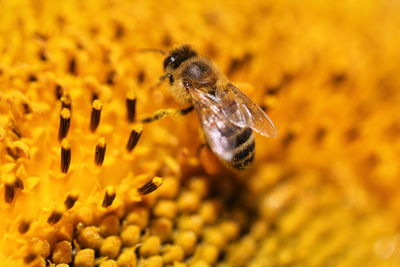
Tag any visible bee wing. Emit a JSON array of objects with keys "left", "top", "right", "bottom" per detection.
[
  {"left": 188, "top": 88, "right": 243, "bottom": 162},
  {"left": 215, "top": 83, "right": 278, "bottom": 138}
]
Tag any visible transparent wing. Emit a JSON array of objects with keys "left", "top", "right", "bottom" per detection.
[
  {"left": 215, "top": 83, "right": 278, "bottom": 138},
  {"left": 188, "top": 88, "right": 242, "bottom": 162}
]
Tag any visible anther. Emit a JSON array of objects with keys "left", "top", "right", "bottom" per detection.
[
  {"left": 18, "top": 219, "right": 31, "bottom": 234},
  {"left": 55, "top": 84, "right": 64, "bottom": 100},
  {"left": 11, "top": 125, "right": 22, "bottom": 139},
  {"left": 126, "top": 89, "right": 136, "bottom": 122},
  {"left": 14, "top": 177, "right": 24, "bottom": 190},
  {"left": 90, "top": 99, "right": 102, "bottom": 132},
  {"left": 61, "top": 93, "right": 72, "bottom": 111},
  {"left": 47, "top": 206, "right": 63, "bottom": 225},
  {"left": 95, "top": 138, "right": 106, "bottom": 166},
  {"left": 22, "top": 103, "right": 31, "bottom": 114},
  {"left": 64, "top": 191, "right": 79, "bottom": 210},
  {"left": 138, "top": 177, "right": 163, "bottom": 195},
  {"left": 91, "top": 92, "right": 99, "bottom": 102},
  {"left": 58, "top": 108, "right": 71, "bottom": 141},
  {"left": 13, "top": 141, "right": 30, "bottom": 159},
  {"left": 102, "top": 186, "right": 116, "bottom": 208},
  {"left": 106, "top": 70, "right": 116, "bottom": 85},
  {"left": 39, "top": 48, "right": 48, "bottom": 61},
  {"left": 61, "top": 139, "right": 71, "bottom": 173},
  {"left": 4, "top": 175, "right": 25, "bottom": 203},
  {"left": 127, "top": 125, "right": 143, "bottom": 152},
  {"left": 6, "top": 147, "right": 18, "bottom": 160},
  {"left": 4, "top": 183, "right": 15, "bottom": 203},
  {"left": 24, "top": 253, "right": 37, "bottom": 264},
  {"left": 137, "top": 70, "right": 145, "bottom": 83},
  {"left": 68, "top": 57, "right": 77, "bottom": 75},
  {"left": 28, "top": 74, "right": 37, "bottom": 82},
  {"left": 114, "top": 22, "right": 125, "bottom": 39}
]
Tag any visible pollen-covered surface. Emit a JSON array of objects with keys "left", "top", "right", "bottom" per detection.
[{"left": 1, "top": 0, "right": 400, "bottom": 266}]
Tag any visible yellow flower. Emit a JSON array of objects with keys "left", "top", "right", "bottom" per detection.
[{"left": 1, "top": 0, "right": 400, "bottom": 266}]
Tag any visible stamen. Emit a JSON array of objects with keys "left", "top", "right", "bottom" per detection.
[
  {"left": 91, "top": 92, "right": 99, "bottom": 102},
  {"left": 90, "top": 99, "right": 102, "bottom": 132},
  {"left": 126, "top": 89, "right": 136, "bottom": 122},
  {"left": 61, "top": 93, "right": 72, "bottom": 111},
  {"left": 137, "top": 70, "right": 145, "bottom": 83},
  {"left": 28, "top": 74, "right": 37, "bottom": 82},
  {"left": 55, "top": 84, "right": 64, "bottom": 100},
  {"left": 13, "top": 141, "right": 30, "bottom": 159},
  {"left": 138, "top": 176, "right": 163, "bottom": 195},
  {"left": 106, "top": 70, "right": 116, "bottom": 85},
  {"left": 24, "top": 253, "right": 37, "bottom": 264},
  {"left": 11, "top": 125, "right": 22, "bottom": 139},
  {"left": 68, "top": 57, "right": 77, "bottom": 75},
  {"left": 38, "top": 48, "right": 48, "bottom": 61},
  {"left": 95, "top": 138, "right": 106, "bottom": 166},
  {"left": 61, "top": 139, "right": 71, "bottom": 173},
  {"left": 14, "top": 177, "right": 24, "bottom": 190},
  {"left": 22, "top": 102, "right": 31, "bottom": 114},
  {"left": 47, "top": 206, "right": 63, "bottom": 225},
  {"left": 4, "top": 182, "right": 15, "bottom": 203},
  {"left": 102, "top": 186, "right": 116, "bottom": 208},
  {"left": 58, "top": 108, "right": 71, "bottom": 141},
  {"left": 127, "top": 125, "right": 143, "bottom": 152},
  {"left": 6, "top": 147, "right": 18, "bottom": 160},
  {"left": 4, "top": 175, "right": 25, "bottom": 203},
  {"left": 18, "top": 219, "right": 30, "bottom": 234},
  {"left": 15, "top": 164, "right": 26, "bottom": 187},
  {"left": 64, "top": 191, "right": 79, "bottom": 210}
]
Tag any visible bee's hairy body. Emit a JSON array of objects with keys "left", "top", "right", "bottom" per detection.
[
  {"left": 166, "top": 57, "right": 218, "bottom": 104},
  {"left": 163, "top": 45, "right": 255, "bottom": 169}
]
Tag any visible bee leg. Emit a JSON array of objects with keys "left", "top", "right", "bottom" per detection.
[
  {"left": 147, "top": 73, "right": 174, "bottom": 91},
  {"left": 147, "top": 74, "right": 167, "bottom": 90},
  {"left": 197, "top": 127, "right": 207, "bottom": 144},
  {"left": 182, "top": 78, "right": 192, "bottom": 90},
  {"left": 160, "top": 73, "right": 174, "bottom": 85},
  {"left": 141, "top": 106, "right": 194, "bottom": 123},
  {"left": 198, "top": 143, "right": 222, "bottom": 174}
]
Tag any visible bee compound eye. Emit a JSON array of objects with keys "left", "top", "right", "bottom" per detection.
[{"left": 163, "top": 55, "right": 175, "bottom": 70}]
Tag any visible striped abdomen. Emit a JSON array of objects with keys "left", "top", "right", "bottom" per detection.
[
  {"left": 227, "top": 127, "right": 255, "bottom": 170},
  {"left": 200, "top": 111, "right": 255, "bottom": 170}
]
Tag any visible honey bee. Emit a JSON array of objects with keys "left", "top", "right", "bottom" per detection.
[{"left": 144, "top": 45, "right": 277, "bottom": 170}]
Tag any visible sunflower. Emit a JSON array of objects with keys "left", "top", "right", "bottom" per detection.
[{"left": 1, "top": 0, "right": 400, "bottom": 266}]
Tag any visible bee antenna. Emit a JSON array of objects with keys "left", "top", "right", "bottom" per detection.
[{"left": 137, "top": 48, "right": 167, "bottom": 56}]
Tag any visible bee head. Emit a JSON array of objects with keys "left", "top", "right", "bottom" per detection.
[{"left": 163, "top": 45, "right": 197, "bottom": 71}]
